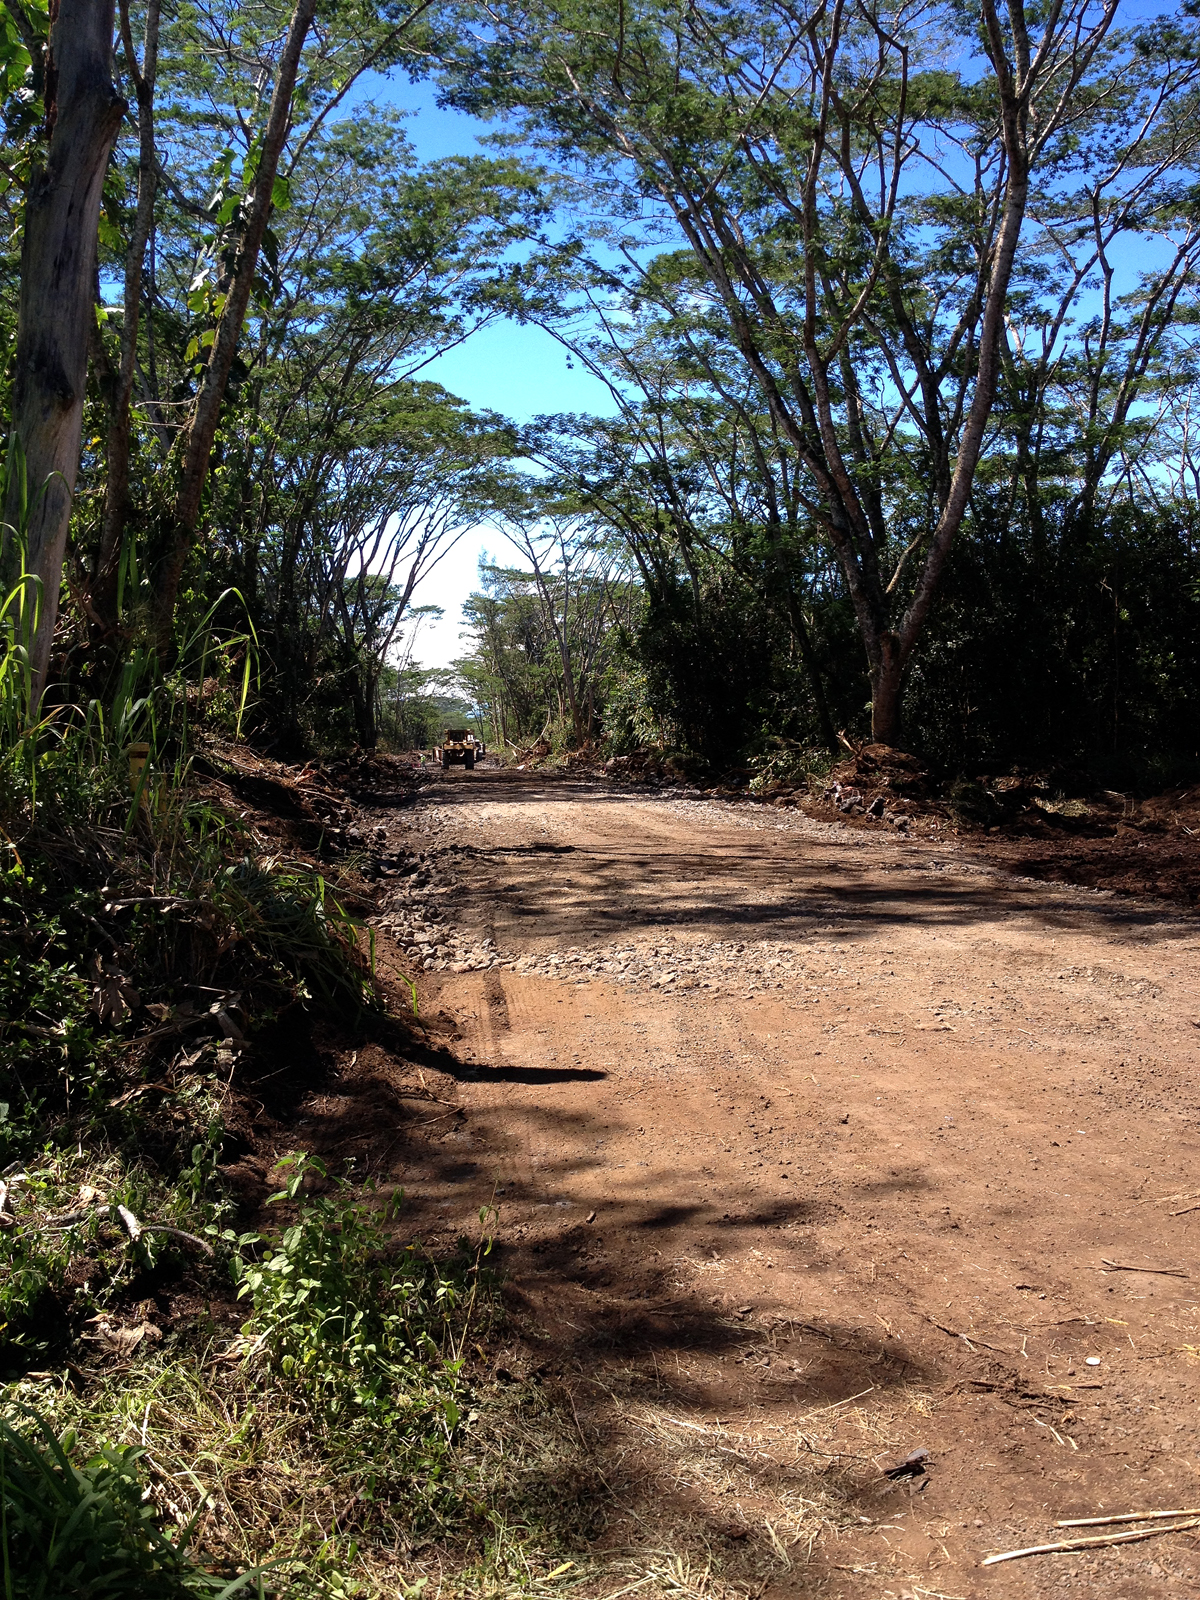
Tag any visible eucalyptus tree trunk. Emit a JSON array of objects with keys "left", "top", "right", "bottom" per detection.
[{"left": 1, "top": 0, "right": 124, "bottom": 699}]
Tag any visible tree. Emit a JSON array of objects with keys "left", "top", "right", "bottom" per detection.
[
  {"left": 89, "top": 0, "right": 160, "bottom": 637},
  {"left": 150, "top": 0, "right": 319, "bottom": 647},
  {"left": 459, "top": 529, "right": 636, "bottom": 750},
  {"left": 1, "top": 0, "right": 124, "bottom": 697},
  {"left": 176, "top": 115, "right": 538, "bottom": 748},
  {"left": 529, "top": 372, "right": 842, "bottom": 749},
  {"left": 83, "top": 0, "right": 454, "bottom": 650},
  {"left": 440, "top": 0, "right": 1151, "bottom": 746},
  {"left": 498, "top": 516, "right": 624, "bottom": 742}
]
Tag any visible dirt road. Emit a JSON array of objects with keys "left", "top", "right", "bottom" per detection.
[{"left": 366, "top": 769, "right": 1200, "bottom": 1598}]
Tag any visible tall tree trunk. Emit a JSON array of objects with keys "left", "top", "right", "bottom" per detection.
[
  {"left": 869, "top": 632, "right": 904, "bottom": 747},
  {"left": 89, "top": 0, "right": 160, "bottom": 636},
  {"left": 0, "top": 0, "right": 124, "bottom": 700},
  {"left": 348, "top": 668, "right": 377, "bottom": 750},
  {"left": 150, "top": 0, "right": 317, "bottom": 651},
  {"left": 362, "top": 666, "right": 379, "bottom": 749}
]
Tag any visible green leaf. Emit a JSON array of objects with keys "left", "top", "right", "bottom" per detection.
[{"left": 98, "top": 212, "right": 123, "bottom": 253}]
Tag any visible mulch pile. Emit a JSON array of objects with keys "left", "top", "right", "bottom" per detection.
[{"left": 977, "top": 786, "right": 1200, "bottom": 907}]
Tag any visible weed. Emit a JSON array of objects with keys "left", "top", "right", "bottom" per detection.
[
  {"left": 0, "top": 1407, "right": 264, "bottom": 1598},
  {"left": 0, "top": 862, "right": 115, "bottom": 1163},
  {"left": 234, "top": 1154, "right": 469, "bottom": 1433},
  {"left": 211, "top": 860, "right": 374, "bottom": 1019},
  {"left": 4, "top": 1170, "right": 533, "bottom": 1595},
  {"left": 0, "top": 1139, "right": 231, "bottom": 1368},
  {"left": 746, "top": 737, "right": 834, "bottom": 793}
]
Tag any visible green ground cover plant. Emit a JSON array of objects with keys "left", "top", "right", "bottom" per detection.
[
  {"left": 0, "top": 1409, "right": 261, "bottom": 1600},
  {"left": 3, "top": 1150, "right": 599, "bottom": 1598}
]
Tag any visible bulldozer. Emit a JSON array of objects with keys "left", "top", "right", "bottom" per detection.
[{"left": 435, "top": 729, "right": 484, "bottom": 771}]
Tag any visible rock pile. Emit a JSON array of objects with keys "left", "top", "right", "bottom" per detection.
[
  {"left": 823, "top": 780, "right": 911, "bottom": 829},
  {"left": 371, "top": 856, "right": 503, "bottom": 973},
  {"left": 813, "top": 742, "right": 927, "bottom": 829},
  {"left": 498, "top": 935, "right": 836, "bottom": 996}
]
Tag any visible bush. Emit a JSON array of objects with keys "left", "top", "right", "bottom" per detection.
[{"left": 235, "top": 1155, "right": 473, "bottom": 1435}]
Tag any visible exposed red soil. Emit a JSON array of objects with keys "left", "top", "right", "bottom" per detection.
[
  {"left": 976, "top": 829, "right": 1200, "bottom": 908},
  {"left": 207, "top": 760, "right": 1200, "bottom": 1596}
]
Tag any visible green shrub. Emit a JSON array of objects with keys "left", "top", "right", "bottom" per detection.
[
  {"left": 0, "top": 862, "right": 112, "bottom": 1167},
  {"left": 235, "top": 1155, "right": 474, "bottom": 1434},
  {"left": 211, "top": 861, "right": 374, "bottom": 1020}
]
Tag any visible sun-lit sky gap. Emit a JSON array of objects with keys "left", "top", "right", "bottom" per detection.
[{"left": 350, "top": 76, "right": 620, "bottom": 671}]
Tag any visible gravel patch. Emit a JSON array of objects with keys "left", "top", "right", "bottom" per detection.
[
  {"left": 493, "top": 931, "right": 857, "bottom": 997},
  {"left": 373, "top": 892, "right": 861, "bottom": 997},
  {"left": 362, "top": 803, "right": 852, "bottom": 992},
  {"left": 367, "top": 835, "right": 861, "bottom": 997},
  {"left": 362, "top": 785, "right": 1158, "bottom": 996}
]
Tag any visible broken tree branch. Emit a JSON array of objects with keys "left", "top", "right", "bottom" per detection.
[
  {"left": 34, "top": 1202, "right": 214, "bottom": 1254},
  {"left": 982, "top": 1518, "right": 1200, "bottom": 1566},
  {"left": 1057, "top": 1508, "right": 1200, "bottom": 1528},
  {"left": 1099, "top": 1259, "right": 1188, "bottom": 1278}
]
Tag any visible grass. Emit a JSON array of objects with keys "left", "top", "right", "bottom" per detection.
[
  {"left": 0, "top": 582, "right": 419, "bottom": 1592},
  {"left": 0, "top": 1406, "right": 258, "bottom": 1599},
  {"left": 5, "top": 1114, "right": 898, "bottom": 1597},
  {"left": 6, "top": 1319, "right": 941, "bottom": 1598},
  {"left": 2, "top": 1161, "right": 614, "bottom": 1598}
]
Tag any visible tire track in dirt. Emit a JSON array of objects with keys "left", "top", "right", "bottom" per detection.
[{"left": 371, "top": 770, "right": 1200, "bottom": 1598}]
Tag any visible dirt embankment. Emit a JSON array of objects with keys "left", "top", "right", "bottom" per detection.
[
  {"left": 601, "top": 741, "right": 1200, "bottom": 910},
  {"left": 204, "top": 756, "right": 1200, "bottom": 1596}
]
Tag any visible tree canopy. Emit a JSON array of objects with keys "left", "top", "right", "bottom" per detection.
[{"left": 0, "top": 0, "right": 1195, "bottom": 771}]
